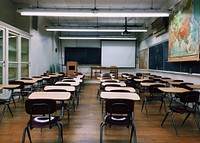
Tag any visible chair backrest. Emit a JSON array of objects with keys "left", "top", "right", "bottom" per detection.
[
  {"left": 104, "top": 80, "right": 118, "bottom": 83},
  {"left": 105, "top": 99, "right": 134, "bottom": 115},
  {"left": 62, "top": 79, "right": 76, "bottom": 82},
  {"left": 173, "top": 80, "right": 184, "bottom": 82},
  {"left": 21, "top": 77, "right": 33, "bottom": 80},
  {"left": 179, "top": 91, "right": 199, "bottom": 104},
  {"left": 104, "top": 84, "right": 121, "bottom": 87},
  {"left": 25, "top": 99, "right": 56, "bottom": 115},
  {"left": 32, "top": 76, "right": 42, "bottom": 78},
  {"left": 178, "top": 83, "right": 193, "bottom": 90},
  {"left": 162, "top": 77, "right": 171, "bottom": 79},
  {"left": 136, "top": 73, "right": 142, "bottom": 76},
  {"left": 143, "top": 79, "right": 154, "bottom": 83},
  {"left": 149, "top": 84, "right": 165, "bottom": 94},
  {"left": 9, "top": 80, "right": 25, "bottom": 89}
]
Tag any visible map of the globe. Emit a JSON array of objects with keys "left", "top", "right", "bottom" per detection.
[{"left": 169, "top": 0, "right": 199, "bottom": 60}]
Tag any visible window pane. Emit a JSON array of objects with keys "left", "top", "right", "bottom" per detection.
[
  {"left": 9, "top": 63, "right": 18, "bottom": 81},
  {"left": 21, "top": 63, "right": 29, "bottom": 77},
  {"left": 21, "top": 38, "right": 29, "bottom": 62},
  {"left": 9, "top": 33, "right": 18, "bottom": 62}
]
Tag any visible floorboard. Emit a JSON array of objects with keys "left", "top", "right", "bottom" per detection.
[{"left": 0, "top": 83, "right": 200, "bottom": 143}]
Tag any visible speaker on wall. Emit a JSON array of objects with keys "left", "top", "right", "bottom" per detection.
[{"left": 32, "top": 16, "right": 38, "bottom": 31}]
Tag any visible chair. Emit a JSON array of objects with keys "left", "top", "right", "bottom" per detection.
[
  {"left": 178, "top": 82, "right": 194, "bottom": 90},
  {"left": 0, "top": 98, "right": 13, "bottom": 122},
  {"left": 9, "top": 80, "right": 31, "bottom": 106},
  {"left": 94, "top": 66, "right": 102, "bottom": 78},
  {"left": 141, "top": 84, "right": 166, "bottom": 116},
  {"left": 109, "top": 66, "right": 117, "bottom": 78},
  {"left": 169, "top": 83, "right": 194, "bottom": 105},
  {"left": 97, "top": 83, "right": 121, "bottom": 100},
  {"left": 161, "top": 91, "right": 200, "bottom": 136},
  {"left": 22, "top": 99, "right": 63, "bottom": 143},
  {"left": 32, "top": 76, "right": 44, "bottom": 90},
  {"left": 100, "top": 99, "right": 137, "bottom": 143},
  {"left": 45, "top": 89, "right": 71, "bottom": 126},
  {"left": 136, "top": 73, "right": 142, "bottom": 78}
]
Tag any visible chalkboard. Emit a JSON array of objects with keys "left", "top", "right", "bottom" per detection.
[
  {"left": 149, "top": 41, "right": 200, "bottom": 74},
  {"left": 65, "top": 47, "right": 101, "bottom": 65}
]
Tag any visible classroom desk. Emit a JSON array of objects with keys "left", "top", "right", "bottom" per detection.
[
  {"left": 62, "top": 78, "right": 83, "bottom": 83},
  {"left": 28, "top": 91, "right": 71, "bottom": 100},
  {"left": 167, "top": 81, "right": 185, "bottom": 87},
  {"left": 100, "top": 92, "right": 140, "bottom": 100},
  {"left": 100, "top": 79, "right": 120, "bottom": 83},
  {"left": 105, "top": 86, "right": 136, "bottom": 92},
  {"left": 100, "top": 91, "right": 140, "bottom": 116},
  {"left": 159, "top": 79, "right": 174, "bottom": 83},
  {"left": 158, "top": 87, "right": 189, "bottom": 94},
  {"left": 101, "top": 82, "right": 126, "bottom": 87},
  {"left": 140, "top": 82, "right": 164, "bottom": 87},
  {"left": 158, "top": 87, "right": 189, "bottom": 105},
  {"left": 16, "top": 79, "right": 38, "bottom": 85},
  {"left": 28, "top": 92, "right": 71, "bottom": 123},
  {"left": 55, "top": 81, "right": 80, "bottom": 86},
  {"left": 44, "top": 85, "right": 75, "bottom": 92},
  {"left": 44, "top": 85, "right": 77, "bottom": 115},
  {"left": 134, "top": 78, "right": 152, "bottom": 82},
  {"left": 1, "top": 84, "right": 20, "bottom": 90},
  {"left": 91, "top": 66, "right": 118, "bottom": 79},
  {"left": 187, "top": 84, "right": 200, "bottom": 90}
]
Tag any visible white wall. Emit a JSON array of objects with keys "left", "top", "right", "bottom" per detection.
[
  {"left": 30, "top": 17, "right": 57, "bottom": 76},
  {"left": 138, "top": 33, "right": 200, "bottom": 84}
]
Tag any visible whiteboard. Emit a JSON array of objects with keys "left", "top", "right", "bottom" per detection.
[{"left": 101, "top": 41, "right": 136, "bottom": 68}]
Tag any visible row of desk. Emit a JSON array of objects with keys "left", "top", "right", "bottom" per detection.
[{"left": 0, "top": 73, "right": 84, "bottom": 122}]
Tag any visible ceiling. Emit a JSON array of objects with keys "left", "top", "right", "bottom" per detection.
[{"left": 11, "top": 0, "right": 181, "bottom": 37}]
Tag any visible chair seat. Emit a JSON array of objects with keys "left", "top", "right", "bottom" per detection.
[
  {"left": 169, "top": 105, "right": 196, "bottom": 114},
  {"left": 0, "top": 99, "right": 8, "bottom": 104},
  {"left": 105, "top": 115, "right": 132, "bottom": 126},
  {"left": 146, "top": 95, "right": 164, "bottom": 101},
  {"left": 12, "top": 91, "right": 30, "bottom": 97},
  {"left": 28, "top": 116, "right": 60, "bottom": 128}
]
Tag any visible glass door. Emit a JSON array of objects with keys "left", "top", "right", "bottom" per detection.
[
  {"left": 8, "top": 32, "right": 18, "bottom": 81},
  {"left": 21, "top": 37, "right": 29, "bottom": 77},
  {"left": 0, "top": 29, "right": 4, "bottom": 84}
]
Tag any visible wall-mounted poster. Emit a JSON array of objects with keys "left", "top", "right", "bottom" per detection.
[
  {"left": 168, "top": 0, "right": 200, "bottom": 62},
  {"left": 139, "top": 48, "right": 148, "bottom": 69}
]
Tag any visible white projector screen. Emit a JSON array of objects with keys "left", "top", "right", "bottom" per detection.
[{"left": 101, "top": 40, "right": 136, "bottom": 68}]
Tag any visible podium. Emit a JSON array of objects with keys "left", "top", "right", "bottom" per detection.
[{"left": 66, "top": 61, "right": 78, "bottom": 76}]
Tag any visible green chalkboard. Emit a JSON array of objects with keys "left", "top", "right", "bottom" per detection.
[{"left": 149, "top": 41, "right": 200, "bottom": 74}]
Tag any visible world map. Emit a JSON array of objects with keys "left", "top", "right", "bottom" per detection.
[{"left": 169, "top": 0, "right": 199, "bottom": 61}]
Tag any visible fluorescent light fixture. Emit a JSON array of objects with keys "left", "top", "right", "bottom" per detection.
[
  {"left": 18, "top": 8, "right": 169, "bottom": 17},
  {"left": 59, "top": 36, "right": 136, "bottom": 40},
  {"left": 46, "top": 27, "right": 148, "bottom": 32}
]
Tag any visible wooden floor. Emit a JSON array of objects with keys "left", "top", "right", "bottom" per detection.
[{"left": 0, "top": 83, "right": 200, "bottom": 143}]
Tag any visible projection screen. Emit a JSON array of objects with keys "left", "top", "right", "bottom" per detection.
[{"left": 101, "top": 40, "right": 136, "bottom": 68}]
